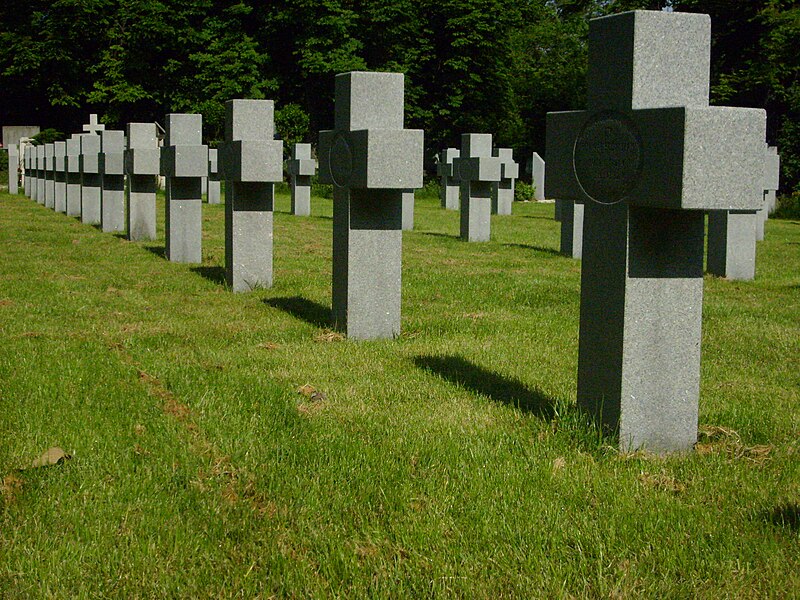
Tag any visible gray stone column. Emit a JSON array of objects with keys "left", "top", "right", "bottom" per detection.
[
  {"left": 546, "top": 10, "right": 766, "bottom": 453},
  {"left": 54, "top": 141, "right": 67, "bottom": 213},
  {"left": 220, "top": 100, "right": 283, "bottom": 291},
  {"left": 160, "top": 114, "right": 207, "bottom": 263},
  {"left": 80, "top": 133, "right": 102, "bottom": 225},
  {"left": 65, "top": 135, "right": 82, "bottom": 217},
  {"left": 318, "top": 71, "right": 424, "bottom": 339},
  {"left": 125, "top": 123, "right": 159, "bottom": 241},
  {"left": 454, "top": 134, "right": 501, "bottom": 242}
]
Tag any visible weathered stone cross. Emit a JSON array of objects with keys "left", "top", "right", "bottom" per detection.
[{"left": 546, "top": 11, "right": 766, "bottom": 452}]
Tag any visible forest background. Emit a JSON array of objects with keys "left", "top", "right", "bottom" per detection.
[{"left": 1, "top": 0, "right": 798, "bottom": 194}]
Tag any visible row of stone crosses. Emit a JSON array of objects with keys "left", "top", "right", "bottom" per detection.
[{"left": 5, "top": 11, "right": 783, "bottom": 453}]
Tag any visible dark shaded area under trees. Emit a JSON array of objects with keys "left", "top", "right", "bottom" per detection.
[{"left": 1, "top": 0, "right": 797, "bottom": 194}]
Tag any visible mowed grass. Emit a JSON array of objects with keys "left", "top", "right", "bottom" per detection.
[{"left": 1, "top": 185, "right": 799, "bottom": 598}]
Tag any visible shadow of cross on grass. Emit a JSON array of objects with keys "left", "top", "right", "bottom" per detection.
[
  {"left": 190, "top": 266, "right": 227, "bottom": 286},
  {"left": 264, "top": 296, "right": 331, "bottom": 329},
  {"left": 413, "top": 354, "right": 557, "bottom": 420}
]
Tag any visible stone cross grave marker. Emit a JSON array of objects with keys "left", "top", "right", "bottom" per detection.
[
  {"left": 402, "top": 190, "right": 415, "bottom": 230},
  {"left": 319, "top": 71, "right": 424, "bottom": 339},
  {"left": 285, "top": 143, "right": 316, "bottom": 216},
  {"left": 83, "top": 113, "right": 105, "bottom": 134},
  {"left": 531, "top": 152, "right": 545, "bottom": 202},
  {"left": 706, "top": 210, "right": 756, "bottom": 280},
  {"left": 8, "top": 143, "right": 19, "bottom": 195},
  {"left": 80, "top": 133, "right": 102, "bottom": 225},
  {"left": 546, "top": 10, "right": 766, "bottom": 452},
  {"left": 207, "top": 148, "right": 221, "bottom": 205},
  {"left": 759, "top": 145, "right": 780, "bottom": 240},
  {"left": 491, "top": 148, "right": 518, "bottom": 216},
  {"left": 99, "top": 130, "right": 126, "bottom": 233},
  {"left": 437, "top": 148, "right": 459, "bottom": 210},
  {"left": 125, "top": 123, "right": 159, "bottom": 241},
  {"left": 160, "top": 114, "right": 207, "bottom": 263},
  {"left": 54, "top": 141, "right": 67, "bottom": 213},
  {"left": 220, "top": 99, "right": 283, "bottom": 291},
  {"left": 453, "top": 134, "right": 501, "bottom": 242},
  {"left": 44, "top": 143, "right": 55, "bottom": 209},
  {"left": 23, "top": 145, "right": 31, "bottom": 198},
  {"left": 66, "top": 135, "right": 82, "bottom": 217},
  {"left": 35, "top": 145, "right": 45, "bottom": 204}
]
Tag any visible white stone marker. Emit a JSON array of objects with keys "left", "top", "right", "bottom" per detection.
[
  {"left": 220, "top": 99, "right": 283, "bottom": 291},
  {"left": 100, "top": 130, "right": 126, "bottom": 233},
  {"left": 546, "top": 10, "right": 766, "bottom": 453},
  {"left": 54, "top": 141, "right": 67, "bottom": 213},
  {"left": 65, "top": 135, "right": 82, "bottom": 217},
  {"left": 125, "top": 123, "right": 159, "bottom": 241},
  {"left": 285, "top": 143, "right": 316, "bottom": 216},
  {"left": 453, "top": 134, "right": 501, "bottom": 242},
  {"left": 491, "top": 147, "right": 518, "bottom": 215},
  {"left": 161, "top": 114, "right": 207, "bottom": 263},
  {"left": 319, "top": 71, "right": 424, "bottom": 339},
  {"left": 437, "top": 148, "right": 459, "bottom": 210},
  {"left": 532, "top": 151, "right": 545, "bottom": 201}
]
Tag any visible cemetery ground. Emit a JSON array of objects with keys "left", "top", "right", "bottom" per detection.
[{"left": 1, "top": 185, "right": 799, "bottom": 598}]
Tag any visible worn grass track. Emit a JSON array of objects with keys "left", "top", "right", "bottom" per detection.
[{"left": 1, "top": 187, "right": 798, "bottom": 598}]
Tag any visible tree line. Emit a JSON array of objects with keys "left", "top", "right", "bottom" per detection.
[{"left": 1, "top": 0, "right": 797, "bottom": 193}]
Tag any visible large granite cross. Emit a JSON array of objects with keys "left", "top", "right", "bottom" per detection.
[
  {"left": 220, "top": 99, "right": 283, "bottom": 291},
  {"left": 319, "top": 71, "right": 424, "bottom": 340},
  {"left": 546, "top": 10, "right": 766, "bottom": 452}
]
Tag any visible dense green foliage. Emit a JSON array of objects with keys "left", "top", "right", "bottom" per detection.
[{"left": 1, "top": 0, "right": 798, "bottom": 191}]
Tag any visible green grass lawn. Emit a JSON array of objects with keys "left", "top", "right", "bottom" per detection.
[{"left": 1, "top": 185, "right": 799, "bottom": 598}]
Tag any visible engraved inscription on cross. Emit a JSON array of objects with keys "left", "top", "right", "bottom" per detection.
[
  {"left": 545, "top": 11, "right": 766, "bottom": 453},
  {"left": 319, "top": 72, "right": 422, "bottom": 193}
]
